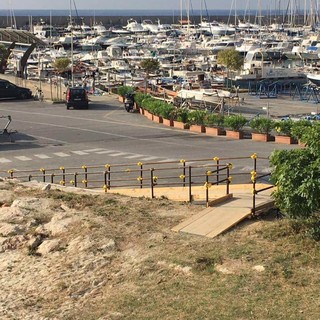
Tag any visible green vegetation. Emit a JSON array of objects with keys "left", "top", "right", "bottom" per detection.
[
  {"left": 250, "top": 117, "right": 275, "bottom": 134},
  {"left": 117, "top": 85, "right": 135, "bottom": 97},
  {"left": 204, "top": 113, "right": 224, "bottom": 128},
  {"left": 274, "top": 119, "right": 294, "bottom": 136},
  {"left": 223, "top": 114, "right": 248, "bottom": 131},
  {"left": 270, "top": 123, "right": 320, "bottom": 225}
]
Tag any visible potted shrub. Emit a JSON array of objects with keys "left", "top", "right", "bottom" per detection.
[
  {"left": 187, "top": 110, "right": 207, "bottom": 133},
  {"left": 135, "top": 92, "right": 150, "bottom": 114},
  {"left": 274, "top": 118, "right": 296, "bottom": 144},
  {"left": 249, "top": 117, "right": 275, "bottom": 142},
  {"left": 223, "top": 114, "right": 248, "bottom": 139},
  {"left": 291, "top": 119, "right": 313, "bottom": 147},
  {"left": 204, "top": 113, "right": 225, "bottom": 136},
  {"left": 173, "top": 108, "right": 190, "bottom": 129},
  {"left": 117, "top": 86, "right": 134, "bottom": 102},
  {"left": 159, "top": 103, "right": 175, "bottom": 126}
]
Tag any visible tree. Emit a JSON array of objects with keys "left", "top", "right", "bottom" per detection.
[
  {"left": 53, "top": 57, "right": 71, "bottom": 74},
  {"left": 217, "top": 49, "right": 243, "bottom": 88},
  {"left": 140, "top": 58, "right": 160, "bottom": 93},
  {"left": 140, "top": 58, "right": 160, "bottom": 75},
  {"left": 270, "top": 123, "right": 320, "bottom": 218}
]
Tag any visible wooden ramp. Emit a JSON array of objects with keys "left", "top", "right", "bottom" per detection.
[{"left": 172, "top": 193, "right": 274, "bottom": 238}]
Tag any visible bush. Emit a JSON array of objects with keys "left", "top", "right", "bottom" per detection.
[
  {"left": 204, "top": 113, "right": 224, "bottom": 128},
  {"left": 223, "top": 114, "right": 247, "bottom": 131},
  {"left": 187, "top": 110, "right": 208, "bottom": 125},
  {"left": 291, "top": 119, "right": 313, "bottom": 140},
  {"left": 174, "top": 108, "right": 189, "bottom": 123},
  {"left": 274, "top": 119, "right": 294, "bottom": 136},
  {"left": 249, "top": 117, "right": 274, "bottom": 134},
  {"left": 134, "top": 92, "right": 150, "bottom": 106},
  {"left": 117, "top": 86, "right": 134, "bottom": 97},
  {"left": 158, "top": 103, "right": 175, "bottom": 119}
]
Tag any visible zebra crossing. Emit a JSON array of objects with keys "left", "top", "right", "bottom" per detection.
[{"left": 0, "top": 148, "right": 179, "bottom": 164}]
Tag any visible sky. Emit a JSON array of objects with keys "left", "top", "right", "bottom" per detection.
[{"left": 0, "top": 1, "right": 307, "bottom": 11}]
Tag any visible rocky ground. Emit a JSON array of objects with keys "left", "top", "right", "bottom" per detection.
[{"left": 0, "top": 178, "right": 204, "bottom": 320}]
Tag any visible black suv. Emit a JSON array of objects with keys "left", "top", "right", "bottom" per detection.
[
  {"left": 0, "top": 79, "right": 33, "bottom": 100},
  {"left": 66, "top": 87, "right": 89, "bottom": 109}
]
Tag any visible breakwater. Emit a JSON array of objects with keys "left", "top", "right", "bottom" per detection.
[{"left": 0, "top": 14, "right": 306, "bottom": 29}]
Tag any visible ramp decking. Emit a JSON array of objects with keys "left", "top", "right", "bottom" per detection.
[{"left": 172, "top": 191, "right": 274, "bottom": 238}]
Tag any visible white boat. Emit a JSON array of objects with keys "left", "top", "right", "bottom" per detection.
[
  {"left": 307, "top": 73, "right": 320, "bottom": 86},
  {"left": 232, "top": 49, "right": 307, "bottom": 87},
  {"left": 124, "top": 18, "right": 147, "bottom": 34}
]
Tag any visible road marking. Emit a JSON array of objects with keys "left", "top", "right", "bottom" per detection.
[
  {"left": 158, "top": 159, "right": 177, "bottom": 163},
  {"left": 54, "top": 152, "right": 70, "bottom": 157},
  {"left": 95, "top": 150, "right": 117, "bottom": 154},
  {"left": 15, "top": 156, "right": 32, "bottom": 161},
  {"left": 0, "top": 158, "right": 11, "bottom": 163},
  {"left": 141, "top": 156, "right": 159, "bottom": 161},
  {"left": 71, "top": 151, "right": 89, "bottom": 155},
  {"left": 83, "top": 148, "right": 106, "bottom": 152},
  {"left": 124, "top": 154, "right": 144, "bottom": 159},
  {"left": 34, "top": 154, "right": 51, "bottom": 159},
  {"left": 108, "top": 152, "right": 128, "bottom": 157}
]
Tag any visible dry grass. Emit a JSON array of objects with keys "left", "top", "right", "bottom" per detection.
[{"left": 7, "top": 187, "right": 320, "bottom": 319}]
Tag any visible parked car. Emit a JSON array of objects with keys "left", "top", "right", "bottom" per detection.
[
  {"left": 65, "top": 87, "right": 89, "bottom": 110},
  {"left": 0, "top": 79, "right": 33, "bottom": 100}
]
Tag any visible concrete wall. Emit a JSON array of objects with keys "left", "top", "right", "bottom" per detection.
[{"left": 0, "top": 73, "right": 66, "bottom": 101}]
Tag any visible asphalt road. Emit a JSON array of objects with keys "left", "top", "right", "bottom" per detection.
[{"left": 0, "top": 95, "right": 300, "bottom": 178}]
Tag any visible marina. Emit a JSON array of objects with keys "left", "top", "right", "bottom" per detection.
[{"left": 0, "top": 2, "right": 320, "bottom": 119}]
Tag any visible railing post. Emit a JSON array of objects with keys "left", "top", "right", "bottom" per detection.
[
  {"left": 138, "top": 162, "right": 143, "bottom": 189},
  {"left": 60, "top": 166, "right": 66, "bottom": 185},
  {"left": 150, "top": 168, "right": 155, "bottom": 199},
  {"left": 40, "top": 168, "right": 46, "bottom": 182},
  {"left": 82, "top": 165, "right": 88, "bottom": 188},
  {"left": 51, "top": 173, "right": 54, "bottom": 184},
  {"left": 105, "top": 164, "right": 111, "bottom": 190},
  {"left": 213, "top": 157, "right": 220, "bottom": 185},
  {"left": 188, "top": 166, "right": 192, "bottom": 203},
  {"left": 226, "top": 163, "right": 233, "bottom": 195},
  {"left": 180, "top": 159, "right": 186, "bottom": 187},
  {"left": 205, "top": 172, "right": 209, "bottom": 207},
  {"left": 251, "top": 153, "right": 258, "bottom": 215},
  {"left": 74, "top": 172, "right": 78, "bottom": 188}
]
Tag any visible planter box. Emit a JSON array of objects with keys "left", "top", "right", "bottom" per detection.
[
  {"left": 298, "top": 140, "right": 306, "bottom": 147},
  {"left": 275, "top": 135, "right": 297, "bottom": 145},
  {"left": 173, "top": 121, "right": 189, "bottom": 130},
  {"left": 144, "top": 110, "right": 153, "bottom": 121},
  {"left": 205, "top": 127, "right": 226, "bottom": 136},
  {"left": 225, "top": 130, "right": 244, "bottom": 139},
  {"left": 251, "top": 132, "right": 273, "bottom": 142},
  {"left": 189, "top": 124, "right": 206, "bottom": 133},
  {"left": 118, "top": 96, "right": 124, "bottom": 103},
  {"left": 162, "top": 118, "right": 174, "bottom": 127},
  {"left": 153, "top": 115, "right": 163, "bottom": 124}
]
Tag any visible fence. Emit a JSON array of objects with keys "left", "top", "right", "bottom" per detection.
[{"left": 4, "top": 155, "right": 273, "bottom": 210}]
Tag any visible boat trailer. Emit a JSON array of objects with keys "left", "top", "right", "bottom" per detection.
[{"left": 0, "top": 115, "right": 17, "bottom": 142}]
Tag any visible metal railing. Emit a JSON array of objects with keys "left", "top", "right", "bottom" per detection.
[{"left": 4, "top": 155, "right": 273, "bottom": 209}]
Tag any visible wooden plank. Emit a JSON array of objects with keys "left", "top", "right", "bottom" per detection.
[
  {"left": 207, "top": 193, "right": 233, "bottom": 207},
  {"left": 171, "top": 206, "right": 217, "bottom": 232}
]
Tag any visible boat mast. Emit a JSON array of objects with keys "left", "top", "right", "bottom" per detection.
[{"left": 69, "top": 0, "right": 74, "bottom": 87}]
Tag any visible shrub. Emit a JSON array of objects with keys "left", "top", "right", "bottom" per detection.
[
  {"left": 117, "top": 86, "right": 134, "bottom": 97},
  {"left": 249, "top": 117, "right": 274, "bottom": 134},
  {"left": 134, "top": 92, "right": 150, "bottom": 106},
  {"left": 174, "top": 108, "right": 189, "bottom": 123},
  {"left": 291, "top": 119, "right": 313, "bottom": 140},
  {"left": 223, "top": 114, "right": 247, "bottom": 131},
  {"left": 187, "top": 110, "right": 208, "bottom": 125},
  {"left": 204, "top": 113, "right": 224, "bottom": 128},
  {"left": 158, "top": 103, "right": 175, "bottom": 119},
  {"left": 274, "top": 119, "right": 294, "bottom": 136}
]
